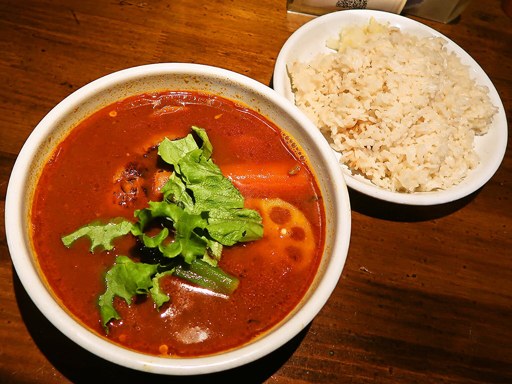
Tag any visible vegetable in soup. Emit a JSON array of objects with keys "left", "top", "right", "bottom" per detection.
[{"left": 30, "top": 91, "right": 326, "bottom": 357}]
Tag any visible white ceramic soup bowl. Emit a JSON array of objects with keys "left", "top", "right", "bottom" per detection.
[{"left": 5, "top": 63, "right": 351, "bottom": 375}]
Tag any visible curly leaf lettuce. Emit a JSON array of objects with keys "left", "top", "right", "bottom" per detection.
[
  {"left": 61, "top": 126, "right": 263, "bottom": 330},
  {"left": 62, "top": 219, "right": 133, "bottom": 252},
  {"left": 98, "top": 256, "right": 158, "bottom": 328}
]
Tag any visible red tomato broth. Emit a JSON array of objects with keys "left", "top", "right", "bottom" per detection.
[{"left": 30, "top": 91, "right": 326, "bottom": 357}]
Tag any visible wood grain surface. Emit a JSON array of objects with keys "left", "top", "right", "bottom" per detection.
[{"left": 1, "top": 0, "right": 511, "bottom": 383}]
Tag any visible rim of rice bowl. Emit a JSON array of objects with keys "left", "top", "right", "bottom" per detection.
[{"left": 273, "top": 10, "right": 507, "bottom": 206}]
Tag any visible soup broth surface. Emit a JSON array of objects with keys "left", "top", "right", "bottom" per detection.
[{"left": 31, "top": 91, "right": 325, "bottom": 357}]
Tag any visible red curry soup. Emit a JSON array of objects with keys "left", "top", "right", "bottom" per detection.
[{"left": 30, "top": 90, "right": 326, "bottom": 357}]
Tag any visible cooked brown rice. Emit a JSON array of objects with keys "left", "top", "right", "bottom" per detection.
[{"left": 288, "top": 19, "right": 498, "bottom": 192}]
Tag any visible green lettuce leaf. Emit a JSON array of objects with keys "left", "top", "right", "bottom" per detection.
[
  {"left": 192, "top": 125, "right": 213, "bottom": 159},
  {"left": 177, "top": 148, "right": 244, "bottom": 213},
  {"left": 161, "top": 173, "right": 194, "bottom": 209},
  {"left": 158, "top": 134, "right": 198, "bottom": 166},
  {"left": 98, "top": 256, "right": 159, "bottom": 328},
  {"left": 62, "top": 126, "right": 264, "bottom": 332},
  {"left": 150, "top": 270, "right": 174, "bottom": 308},
  {"left": 133, "top": 201, "right": 182, "bottom": 236},
  {"left": 141, "top": 228, "right": 169, "bottom": 248},
  {"left": 61, "top": 219, "right": 133, "bottom": 252},
  {"left": 207, "top": 207, "right": 265, "bottom": 245}
]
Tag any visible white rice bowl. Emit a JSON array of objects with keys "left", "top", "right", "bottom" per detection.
[{"left": 273, "top": 10, "right": 507, "bottom": 205}]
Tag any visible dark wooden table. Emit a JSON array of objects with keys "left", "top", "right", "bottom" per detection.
[{"left": 1, "top": 1, "right": 511, "bottom": 382}]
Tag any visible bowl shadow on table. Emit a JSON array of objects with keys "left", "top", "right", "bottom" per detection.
[
  {"left": 13, "top": 270, "right": 307, "bottom": 384},
  {"left": 347, "top": 187, "right": 480, "bottom": 222}
]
